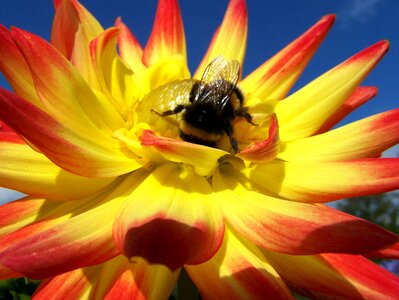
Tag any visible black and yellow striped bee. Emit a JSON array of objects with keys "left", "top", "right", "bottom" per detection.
[{"left": 139, "top": 56, "right": 256, "bottom": 153}]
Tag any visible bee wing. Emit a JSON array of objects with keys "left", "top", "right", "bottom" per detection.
[
  {"left": 200, "top": 56, "right": 240, "bottom": 86},
  {"left": 136, "top": 80, "right": 196, "bottom": 138}
]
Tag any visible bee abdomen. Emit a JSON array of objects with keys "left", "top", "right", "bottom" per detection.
[
  {"left": 179, "top": 132, "right": 217, "bottom": 148},
  {"left": 179, "top": 120, "right": 222, "bottom": 146}
]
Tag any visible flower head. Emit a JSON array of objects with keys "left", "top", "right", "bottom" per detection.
[{"left": 1, "top": 0, "right": 399, "bottom": 298}]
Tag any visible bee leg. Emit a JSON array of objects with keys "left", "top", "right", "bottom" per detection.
[
  {"left": 235, "top": 107, "right": 258, "bottom": 126},
  {"left": 224, "top": 127, "right": 239, "bottom": 153},
  {"left": 151, "top": 104, "right": 186, "bottom": 117},
  {"left": 228, "top": 134, "right": 240, "bottom": 154},
  {"left": 233, "top": 87, "right": 245, "bottom": 106}
]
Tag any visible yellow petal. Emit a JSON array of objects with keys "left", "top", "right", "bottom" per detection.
[
  {"left": 90, "top": 27, "right": 142, "bottom": 115},
  {"left": 246, "top": 158, "right": 399, "bottom": 202},
  {"left": 194, "top": 0, "right": 247, "bottom": 78},
  {"left": 0, "top": 25, "right": 41, "bottom": 107},
  {"left": 113, "top": 163, "right": 225, "bottom": 270},
  {"left": 264, "top": 252, "right": 399, "bottom": 300},
  {"left": 0, "top": 170, "right": 149, "bottom": 279},
  {"left": 142, "top": 0, "right": 186, "bottom": 67},
  {"left": 140, "top": 130, "right": 228, "bottom": 176},
  {"left": 93, "top": 256, "right": 179, "bottom": 300},
  {"left": 213, "top": 163, "right": 395, "bottom": 254},
  {"left": 0, "top": 139, "right": 114, "bottom": 200},
  {"left": 240, "top": 15, "right": 335, "bottom": 101},
  {"left": 186, "top": 227, "right": 293, "bottom": 300},
  {"left": 276, "top": 40, "right": 389, "bottom": 141},
  {"left": 115, "top": 17, "right": 146, "bottom": 74},
  {"left": 278, "top": 108, "right": 399, "bottom": 161},
  {"left": 51, "top": 0, "right": 103, "bottom": 59}
]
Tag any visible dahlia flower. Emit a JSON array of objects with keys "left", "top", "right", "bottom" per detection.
[{"left": 1, "top": 0, "right": 399, "bottom": 299}]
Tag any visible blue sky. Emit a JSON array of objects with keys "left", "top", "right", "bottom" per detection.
[
  {"left": 1, "top": 0, "right": 399, "bottom": 203},
  {"left": 1, "top": 0, "right": 399, "bottom": 120},
  {"left": 1, "top": 0, "right": 398, "bottom": 124}
]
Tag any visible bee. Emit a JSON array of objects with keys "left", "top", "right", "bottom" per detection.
[{"left": 140, "top": 56, "right": 256, "bottom": 153}]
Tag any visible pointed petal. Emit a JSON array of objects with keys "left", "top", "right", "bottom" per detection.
[
  {"left": 240, "top": 15, "right": 335, "bottom": 100},
  {"left": 246, "top": 158, "right": 399, "bottom": 202},
  {"left": 0, "top": 88, "right": 140, "bottom": 178},
  {"left": 0, "top": 196, "right": 89, "bottom": 239},
  {"left": 0, "top": 128, "right": 23, "bottom": 142},
  {"left": 316, "top": 86, "right": 378, "bottom": 134},
  {"left": 264, "top": 251, "right": 399, "bottom": 300},
  {"left": 90, "top": 27, "right": 141, "bottom": 113},
  {"left": 140, "top": 130, "right": 228, "bottom": 176},
  {"left": 194, "top": 0, "right": 247, "bottom": 78},
  {"left": 214, "top": 164, "right": 396, "bottom": 254},
  {"left": 0, "top": 263, "right": 21, "bottom": 279},
  {"left": 93, "top": 256, "right": 179, "bottom": 300},
  {"left": 186, "top": 228, "right": 294, "bottom": 300},
  {"left": 142, "top": 0, "right": 186, "bottom": 66},
  {"left": 0, "top": 120, "right": 13, "bottom": 132},
  {"left": 115, "top": 17, "right": 146, "bottom": 74},
  {"left": 276, "top": 41, "right": 389, "bottom": 141},
  {"left": 0, "top": 171, "right": 148, "bottom": 278},
  {"left": 0, "top": 207, "right": 118, "bottom": 278},
  {"left": 51, "top": 0, "right": 103, "bottom": 59},
  {"left": 278, "top": 108, "right": 399, "bottom": 161},
  {"left": 365, "top": 242, "right": 399, "bottom": 259},
  {"left": 69, "top": 24, "right": 101, "bottom": 89},
  {"left": 113, "top": 163, "right": 224, "bottom": 271},
  {"left": 0, "top": 197, "right": 57, "bottom": 237},
  {"left": 33, "top": 265, "right": 100, "bottom": 299},
  {"left": 239, "top": 116, "right": 279, "bottom": 163},
  {"left": 0, "top": 25, "right": 41, "bottom": 107},
  {"left": 0, "top": 139, "right": 115, "bottom": 200},
  {"left": 12, "top": 27, "right": 124, "bottom": 133}
]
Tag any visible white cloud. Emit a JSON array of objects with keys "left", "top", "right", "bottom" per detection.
[{"left": 339, "top": 0, "right": 384, "bottom": 27}]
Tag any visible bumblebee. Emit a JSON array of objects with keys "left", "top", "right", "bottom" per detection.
[{"left": 140, "top": 56, "right": 256, "bottom": 153}]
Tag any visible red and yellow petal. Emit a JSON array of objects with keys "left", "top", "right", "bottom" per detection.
[
  {"left": 365, "top": 242, "right": 399, "bottom": 259},
  {"left": 238, "top": 116, "right": 279, "bottom": 163},
  {"left": 264, "top": 251, "right": 399, "bottom": 299},
  {"left": 194, "top": 0, "right": 247, "bottom": 78},
  {"left": 115, "top": 17, "right": 146, "bottom": 74},
  {"left": 0, "top": 263, "right": 21, "bottom": 280},
  {"left": 0, "top": 25, "right": 40, "bottom": 107},
  {"left": 0, "top": 208, "right": 117, "bottom": 278},
  {"left": 90, "top": 27, "right": 141, "bottom": 113},
  {"left": 276, "top": 40, "right": 389, "bottom": 142},
  {"left": 142, "top": 0, "right": 186, "bottom": 67},
  {"left": 0, "top": 88, "right": 140, "bottom": 178},
  {"left": 278, "top": 108, "right": 399, "bottom": 161},
  {"left": 33, "top": 265, "right": 101, "bottom": 299},
  {"left": 0, "top": 138, "right": 115, "bottom": 200},
  {"left": 214, "top": 164, "right": 397, "bottom": 255},
  {"left": 113, "top": 163, "right": 225, "bottom": 271},
  {"left": 0, "top": 194, "right": 93, "bottom": 239},
  {"left": 51, "top": 0, "right": 103, "bottom": 60},
  {"left": 186, "top": 228, "right": 294, "bottom": 300},
  {"left": 93, "top": 256, "right": 179, "bottom": 300},
  {"left": 316, "top": 86, "right": 378, "bottom": 134},
  {"left": 240, "top": 15, "right": 335, "bottom": 101},
  {"left": 0, "top": 120, "right": 13, "bottom": 133},
  {"left": 12, "top": 27, "right": 124, "bottom": 134},
  {"left": 246, "top": 158, "right": 399, "bottom": 202},
  {"left": 33, "top": 255, "right": 178, "bottom": 300},
  {"left": 69, "top": 24, "right": 101, "bottom": 89},
  {"left": 0, "top": 171, "right": 148, "bottom": 279}
]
